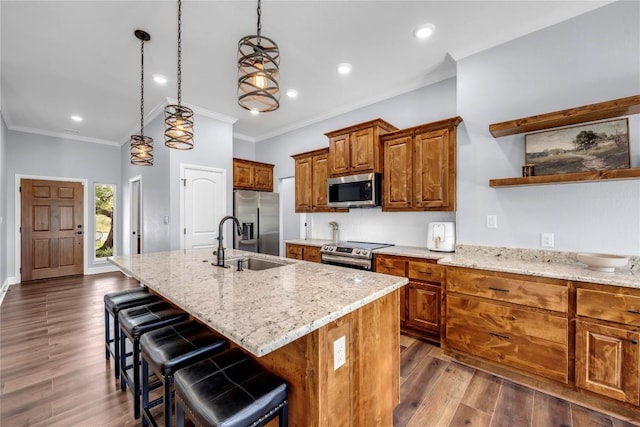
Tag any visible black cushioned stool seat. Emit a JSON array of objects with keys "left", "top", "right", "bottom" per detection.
[
  {"left": 140, "top": 321, "right": 229, "bottom": 427},
  {"left": 174, "top": 347, "right": 288, "bottom": 427},
  {"left": 104, "top": 288, "right": 159, "bottom": 379},
  {"left": 119, "top": 301, "right": 189, "bottom": 419}
]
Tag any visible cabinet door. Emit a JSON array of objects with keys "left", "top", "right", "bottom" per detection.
[
  {"left": 350, "top": 128, "right": 375, "bottom": 172},
  {"left": 407, "top": 282, "right": 440, "bottom": 333},
  {"left": 312, "top": 153, "right": 330, "bottom": 211},
  {"left": 233, "top": 160, "right": 254, "bottom": 189},
  {"left": 575, "top": 320, "right": 640, "bottom": 405},
  {"left": 382, "top": 136, "right": 413, "bottom": 209},
  {"left": 303, "top": 246, "right": 321, "bottom": 263},
  {"left": 254, "top": 164, "right": 273, "bottom": 191},
  {"left": 414, "top": 128, "right": 449, "bottom": 209},
  {"left": 294, "top": 157, "right": 313, "bottom": 212},
  {"left": 328, "top": 134, "right": 351, "bottom": 176},
  {"left": 286, "top": 244, "right": 304, "bottom": 260}
]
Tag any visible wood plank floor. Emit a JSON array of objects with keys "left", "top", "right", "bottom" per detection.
[{"left": 1, "top": 272, "right": 637, "bottom": 426}]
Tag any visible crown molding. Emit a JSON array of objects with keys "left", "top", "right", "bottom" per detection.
[
  {"left": 253, "top": 69, "right": 457, "bottom": 143},
  {"left": 165, "top": 98, "right": 238, "bottom": 125},
  {"left": 233, "top": 132, "right": 257, "bottom": 143},
  {"left": 8, "top": 125, "right": 121, "bottom": 146}
]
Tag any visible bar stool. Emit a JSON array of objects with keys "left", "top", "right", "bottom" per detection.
[
  {"left": 119, "top": 301, "right": 189, "bottom": 419},
  {"left": 174, "top": 347, "right": 288, "bottom": 427},
  {"left": 140, "top": 321, "right": 229, "bottom": 427},
  {"left": 104, "top": 287, "right": 159, "bottom": 379}
]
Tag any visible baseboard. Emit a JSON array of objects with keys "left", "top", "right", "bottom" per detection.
[
  {"left": 0, "top": 277, "right": 12, "bottom": 306},
  {"left": 87, "top": 264, "right": 120, "bottom": 275}
]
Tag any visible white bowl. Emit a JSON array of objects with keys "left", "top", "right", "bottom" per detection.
[{"left": 576, "top": 253, "right": 629, "bottom": 272}]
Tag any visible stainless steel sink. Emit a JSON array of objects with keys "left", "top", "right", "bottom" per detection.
[{"left": 224, "top": 257, "right": 288, "bottom": 271}]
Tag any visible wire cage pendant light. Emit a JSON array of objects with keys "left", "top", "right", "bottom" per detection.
[
  {"left": 165, "top": 0, "right": 194, "bottom": 149},
  {"left": 130, "top": 29, "right": 154, "bottom": 166},
  {"left": 237, "top": 0, "right": 280, "bottom": 112}
]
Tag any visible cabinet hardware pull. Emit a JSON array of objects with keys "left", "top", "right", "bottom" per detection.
[
  {"left": 419, "top": 270, "right": 432, "bottom": 274},
  {"left": 489, "top": 332, "right": 510, "bottom": 340},
  {"left": 631, "top": 339, "right": 639, "bottom": 345},
  {"left": 627, "top": 310, "right": 640, "bottom": 315},
  {"left": 489, "top": 287, "right": 509, "bottom": 293}
]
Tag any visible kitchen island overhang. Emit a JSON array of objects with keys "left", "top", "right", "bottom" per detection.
[{"left": 108, "top": 248, "right": 408, "bottom": 425}]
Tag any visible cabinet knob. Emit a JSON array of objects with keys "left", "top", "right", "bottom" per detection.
[{"left": 631, "top": 339, "right": 639, "bottom": 345}]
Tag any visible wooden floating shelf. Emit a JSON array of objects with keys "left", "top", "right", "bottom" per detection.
[
  {"left": 489, "top": 168, "right": 640, "bottom": 188},
  {"left": 489, "top": 95, "right": 640, "bottom": 138}
]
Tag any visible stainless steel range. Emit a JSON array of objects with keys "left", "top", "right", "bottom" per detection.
[{"left": 320, "top": 241, "right": 394, "bottom": 270}]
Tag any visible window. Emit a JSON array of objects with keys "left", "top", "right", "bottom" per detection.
[{"left": 95, "top": 183, "right": 115, "bottom": 259}]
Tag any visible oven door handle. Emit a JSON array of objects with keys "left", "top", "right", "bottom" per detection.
[{"left": 321, "top": 253, "right": 372, "bottom": 269}]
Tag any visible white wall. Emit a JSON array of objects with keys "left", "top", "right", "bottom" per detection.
[
  {"left": 233, "top": 138, "right": 255, "bottom": 160},
  {"left": 120, "top": 111, "right": 234, "bottom": 254},
  {"left": 456, "top": 0, "right": 640, "bottom": 255},
  {"left": 255, "top": 77, "right": 458, "bottom": 246},
  {"left": 5, "top": 130, "right": 122, "bottom": 280},
  {"left": 1, "top": 115, "right": 7, "bottom": 286}
]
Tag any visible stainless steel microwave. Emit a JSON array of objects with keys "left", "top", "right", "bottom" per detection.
[{"left": 327, "top": 173, "right": 382, "bottom": 208}]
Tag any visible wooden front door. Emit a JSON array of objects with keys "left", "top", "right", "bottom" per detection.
[{"left": 21, "top": 179, "right": 84, "bottom": 281}]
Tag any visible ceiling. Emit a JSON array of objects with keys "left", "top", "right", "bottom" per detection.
[{"left": 1, "top": 1, "right": 613, "bottom": 145}]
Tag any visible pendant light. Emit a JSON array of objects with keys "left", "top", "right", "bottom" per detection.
[
  {"left": 237, "top": 0, "right": 280, "bottom": 112},
  {"left": 130, "top": 30, "right": 154, "bottom": 166},
  {"left": 165, "top": 0, "right": 194, "bottom": 149}
]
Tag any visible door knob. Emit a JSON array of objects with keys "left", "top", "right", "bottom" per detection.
[{"left": 77, "top": 231, "right": 83, "bottom": 235}]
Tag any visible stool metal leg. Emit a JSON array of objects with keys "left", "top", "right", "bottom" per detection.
[
  {"left": 176, "top": 399, "right": 185, "bottom": 427},
  {"left": 113, "top": 316, "right": 121, "bottom": 379},
  {"left": 142, "top": 358, "right": 150, "bottom": 427},
  {"left": 133, "top": 337, "right": 141, "bottom": 419},
  {"left": 119, "top": 332, "right": 128, "bottom": 392},
  {"left": 164, "top": 375, "right": 173, "bottom": 427},
  {"left": 279, "top": 401, "right": 289, "bottom": 427},
  {"left": 105, "top": 308, "right": 111, "bottom": 361}
]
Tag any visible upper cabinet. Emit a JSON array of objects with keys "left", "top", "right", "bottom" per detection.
[
  {"left": 325, "top": 119, "right": 398, "bottom": 177},
  {"left": 291, "top": 148, "right": 339, "bottom": 213},
  {"left": 382, "top": 117, "right": 462, "bottom": 212},
  {"left": 233, "top": 158, "right": 274, "bottom": 192}
]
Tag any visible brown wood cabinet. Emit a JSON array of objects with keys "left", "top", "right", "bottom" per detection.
[
  {"left": 285, "top": 243, "right": 321, "bottom": 263},
  {"left": 381, "top": 116, "right": 461, "bottom": 212},
  {"left": 445, "top": 267, "right": 570, "bottom": 383},
  {"left": 375, "top": 254, "right": 443, "bottom": 344},
  {"left": 291, "top": 148, "right": 345, "bottom": 213},
  {"left": 325, "top": 119, "right": 397, "bottom": 177},
  {"left": 233, "top": 158, "right": 274, "bottom": 191},
  {"left": 575, "top": 286, "right": 640, "bottom": 405}
]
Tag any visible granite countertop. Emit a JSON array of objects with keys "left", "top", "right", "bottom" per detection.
[
  {"left": 373, "top": 245, "right": 452, "bottom": 260},
  {"left": 439, "top": 252, "right": 639, "bottom": 289},
  {"left": 108, "top": 249, "right": 407, "bottom": 357},
  {"left": 284, "top": 239, "right": 332, "bottom": 247}
]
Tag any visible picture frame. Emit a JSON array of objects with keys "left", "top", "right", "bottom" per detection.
[{"left": 524, "top": 118, "right": 630, "bottom": 176}]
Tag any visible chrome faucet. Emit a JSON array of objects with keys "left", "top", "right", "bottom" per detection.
[{"left": 216, "top": 216, "right": 244, "bottom": 267}]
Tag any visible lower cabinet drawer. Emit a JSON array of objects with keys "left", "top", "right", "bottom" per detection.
[
  {"left": 577, "top": 288, "right": 640, "bottom": 326},
  {"left": 446, "top": 294, "right": 569, "bottom": 383},
  {"left": 374, "top": 256, "right": 406, "bottom": 276}
]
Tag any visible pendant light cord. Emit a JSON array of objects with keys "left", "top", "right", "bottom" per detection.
[
  {"left": 256, "top": 0, "right": 262, "bottom": 45},
  {"left": 140, "top": 38, "right": 145, "bottom": 135},
  {"left": 177, "top": 0, "right": 183, "bottom": 105}
]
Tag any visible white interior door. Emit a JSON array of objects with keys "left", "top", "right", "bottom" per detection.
[{"left": 182, "top": 166, "right": 226, "bottom": 249}]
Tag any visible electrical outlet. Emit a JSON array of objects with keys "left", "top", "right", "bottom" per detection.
[
  {"left": 333, "top": 336, "right": 346, "bottom": 370},
  {"left": 541, "top": 232, "right": 554, "bottom": 248},
  {"left": 486, "top": 215, "right": 498, "bottom": 229}
]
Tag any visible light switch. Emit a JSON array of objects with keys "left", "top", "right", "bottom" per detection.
[
  {"left": 163, "top": 216, "right": 170, "bottom": 225},
  {"left": 486, "top": 215, "right": 498, "bottom": 229}
]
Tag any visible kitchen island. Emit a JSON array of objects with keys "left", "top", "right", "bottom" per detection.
[{"left": 109, "top": 248, "right": 407, "bottom": 426}]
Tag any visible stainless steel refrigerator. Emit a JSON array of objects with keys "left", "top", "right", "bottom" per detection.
[{"left": 233, "top": 190, "right": 280, "bottom": 256}]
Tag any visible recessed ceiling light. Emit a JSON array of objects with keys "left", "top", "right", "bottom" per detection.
[
  {"left": 337, "top": 63, "right": 352, "bottom": 75},
  {"left": 70, "top": 115, "right": 83, "bottom": 122},
  {"left": 250, "top": 110, "right": 260, "bottom": 116},
  {"left": 153, "top": 74, "right": 168, "bottom": 85},
  {"left": 286, "top": 89, "right": 298, "bottom": 98},
  {"left": 414, "top": 23, "right": 435, "bottom": 39}
]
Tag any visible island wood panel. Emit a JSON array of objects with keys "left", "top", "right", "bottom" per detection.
[
  {"left": 577, "top": 288, "right": 640, "bottom": 326},
  {"left": 575, "top": 320, "right": 640, "bottom": 405},
  {"left": 447, "top": 267, "right": 568, "bottom": 313},
  {"left": 257, "top": 289, "right": 400, "bottom": 426},
  {"left": 446, "top": 295, "right": 569, "bottom": 383}
]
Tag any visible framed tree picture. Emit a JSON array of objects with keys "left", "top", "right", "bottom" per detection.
[{"left": 524, "top": 118, "right": 630, "bottom": 176}]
